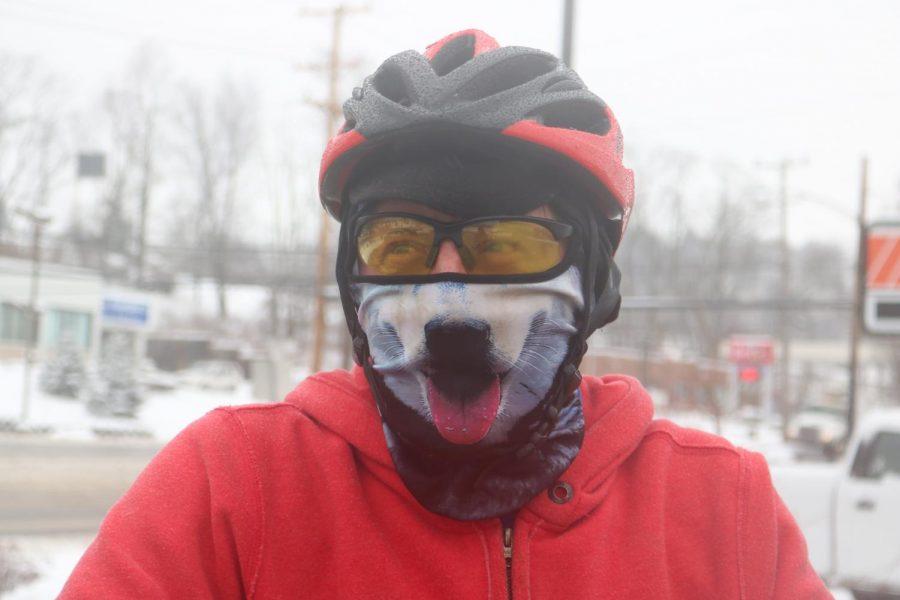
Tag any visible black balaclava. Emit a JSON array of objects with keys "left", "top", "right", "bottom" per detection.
[{"left": 338, "top": 139, "right": 620, "bottom": 521}]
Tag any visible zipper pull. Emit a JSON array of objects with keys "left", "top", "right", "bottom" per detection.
[
  {"left": 503, "top": 526, "right": 513, "bottom": 561},
  {"left": 502, "top": 525, "right": 514, "bottom": 599}
]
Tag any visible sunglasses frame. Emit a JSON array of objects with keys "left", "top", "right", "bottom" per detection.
[{"left": 349, "top": 211, "right": 578, "bottom": 284}]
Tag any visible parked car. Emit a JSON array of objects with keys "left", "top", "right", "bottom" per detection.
[
  {"left": 179, "top": 360, "right": 245, "bottom": 392},
  {"left": 787, "top": 405, "right": 848, "bottom": 460},
  {"left": 136, "top": 359, "right": 179, "bottom": 392},
  {"left": 773, "top": 410, "right": 900, "bottom": 599}
]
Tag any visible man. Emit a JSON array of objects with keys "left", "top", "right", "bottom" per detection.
[{"left": 62, "top": 30, "right": 829, "bottom": 598}]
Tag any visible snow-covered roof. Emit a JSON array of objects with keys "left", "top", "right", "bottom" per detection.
[{"left": 0, "top": 255, "right": 102, "bottom": 281}]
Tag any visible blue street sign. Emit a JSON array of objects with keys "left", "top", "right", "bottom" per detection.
[{"left": 102, "top": 299, "right": 148, "bottom": 326}]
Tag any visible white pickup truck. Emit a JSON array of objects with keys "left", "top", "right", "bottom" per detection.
[{"left": 773, "top": 410, "right": 900, "bottom": 599}]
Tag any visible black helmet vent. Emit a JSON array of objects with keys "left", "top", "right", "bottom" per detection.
[
  {"left": 456, "top": 54, "right": 556, "bottom": 102},
  {"left": 372, "top": 65, "right": 414, "bottom": 107},
  {"left": 430, "top": 34, "right": 476, "bottom": 76},
  {"left": 541, "top": 75, "right": 583, "bottom": 94},
  {"left": 530, "top": 99, "right": 610, "bottom": 135}
]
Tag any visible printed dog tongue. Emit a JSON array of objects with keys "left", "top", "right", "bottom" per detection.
[{"left": 426, "top": 376, "right": 501, "bottom": 444}]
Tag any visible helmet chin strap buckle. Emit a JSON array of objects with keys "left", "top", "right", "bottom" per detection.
[
  {"left": 561, "top": 363, "right": 583, "bottom": 397},
  {"left": 352, "top": 334, "right": 370, "bottom": 366},
  {"left": 565, "top": 368, "right": 582, "bottom": 397}
]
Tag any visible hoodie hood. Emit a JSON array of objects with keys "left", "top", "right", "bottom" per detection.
[{"left": 285, "top": 366, "right": 654, "bottom": 527}]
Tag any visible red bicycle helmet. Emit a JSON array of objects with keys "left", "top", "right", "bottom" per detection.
[{"left": 318, "top": 29, "right": 634, "bottom": 251}]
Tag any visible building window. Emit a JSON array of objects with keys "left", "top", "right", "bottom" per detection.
[
  {"left": 43, "top": 309, "right": 92, "bottom": 349},
  {"left": 0, "top": 303, "right": 36, "bottom": 343}
]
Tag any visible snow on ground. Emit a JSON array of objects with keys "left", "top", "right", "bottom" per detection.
[
  {"left": 1, "top": 359, "right": 266, "bottom": 597},
  {"left": 0, "top": 361, "right": 259, "bottom": 443},
  {"left": 3, "top": 359, "right": 806, "bottom": 457},
  {"left": 137, "top": 381, "right": 256, "bottom": 441},
  {"left": 1, "top": 534, "right": 93, "bottom": 600}
]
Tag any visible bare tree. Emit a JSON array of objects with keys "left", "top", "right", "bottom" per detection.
[
  {"left": 96, "top": 92, "right": 134, "bottom": 276},
  {"left": 611, "top": 147, "right": 856, "bottom": 428},
  {"left": 690, "top": 163, "right": 768, "bottom": 355},
  {"left": 262, "top": 127, "right": 315, "bottom": 337},
  {"left": 0, "top": 52, "right": 66, "bottom": 239},
  {"left": 0, "top": 53, "right": 34, "bottom": 239},
  {"left": 614, "top": 147, "right": 699, "bottom": 377},
  {"left": 176, "top": 78, "right": 259, "bottom": 319},
  {"left": 81, "top": 45, "right": 173, "bottom": 282}
]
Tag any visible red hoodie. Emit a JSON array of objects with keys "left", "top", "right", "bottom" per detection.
[{"left": 61, "top": 368, "right": 829, "bottom": 599}]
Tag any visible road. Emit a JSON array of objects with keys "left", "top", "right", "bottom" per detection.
[{"left": 0, "top": 434, "right": 161, "bottom": 535}]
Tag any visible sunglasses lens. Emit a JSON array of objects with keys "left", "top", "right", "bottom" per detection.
[
  {"left": 357, "top": 216, "right": 435, "bottom": 275},
  {"left": 461, "top": 220, "right": 565, "bottom": 275}
]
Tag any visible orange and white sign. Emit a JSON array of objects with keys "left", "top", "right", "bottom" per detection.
[
  {"left": 867, "top": 225, "right": 900, "bottom": 289},
  {"left": 865, "top": 223, "right": 900, "bottom": 334}
]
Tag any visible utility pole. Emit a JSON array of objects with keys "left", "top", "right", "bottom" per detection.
[
  {"left": 301, "top": 4, "right": 368, "bottom": 374},
  {"left": 847, "top": 156, "right": 869, "bottom": 439},
  {"left": 15, "top": 208, "right": 51, "bottom": 424},
  {"left": 561, "top": 0, "right": 576, "bottom": 67},
  {"left": 759, "top": 158, "right": 805, "bottom": 431}
]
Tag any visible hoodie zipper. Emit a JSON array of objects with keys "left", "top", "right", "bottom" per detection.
[{"left": 502, "top": 525, "right": 513, "bottom": 600}]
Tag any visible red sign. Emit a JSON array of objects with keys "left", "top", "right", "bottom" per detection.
[{"left": 728, "top": 336, "right": 775, "bottom": 365}]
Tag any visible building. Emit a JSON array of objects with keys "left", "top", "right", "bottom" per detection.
[{"left": 0, "top": 256, "right": 161, "bottom": 361}]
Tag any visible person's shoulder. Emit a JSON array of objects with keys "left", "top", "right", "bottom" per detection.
[
  {"left": 212, "top": 368, "right": 364, "bottom": 421},
  {"left": 578, "top": 373, "right": 764, "bottom": 473},
  {"left": 622, "top": 419, "right": 775, "bottom": 533},
  {"left": 643, "top": 418, "right": 742, "bottom": 455},
  {"left": 630, "top": 418, "right": 767, "bottom": 484},
  {"left": 161, "top": 402, "right": 305, "bottom": 458}
]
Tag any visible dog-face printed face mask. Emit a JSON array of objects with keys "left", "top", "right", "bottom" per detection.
[{"left": 351, "top": 267, "right": 586, "bottom": 520}]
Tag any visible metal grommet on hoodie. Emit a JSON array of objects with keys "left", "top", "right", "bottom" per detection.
[{"left": 549, "top": 481, "right": 574, "bottom": 504}]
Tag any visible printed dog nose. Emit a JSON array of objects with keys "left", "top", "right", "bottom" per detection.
[{"left": 424, "top": 319, "right": 491, "bottom": 365}]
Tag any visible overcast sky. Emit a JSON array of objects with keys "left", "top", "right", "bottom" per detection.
[{"left": 2, "top": 0, "right": 899, "bottom": 249}]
